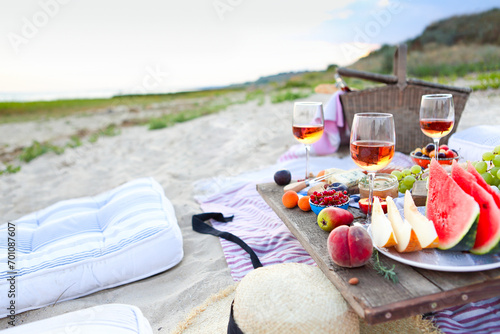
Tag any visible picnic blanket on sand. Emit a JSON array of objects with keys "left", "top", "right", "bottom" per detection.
[{"left": 195, "top": 155, "right": 500, "bottom": 334}]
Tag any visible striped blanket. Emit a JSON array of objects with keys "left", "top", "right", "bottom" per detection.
[{"left": 196, "top": 155, "right": 500, "bottom": 333}]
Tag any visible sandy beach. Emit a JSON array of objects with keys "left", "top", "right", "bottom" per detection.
[{"left": 0, "top": 89, "right": 499, "bottom": 332}]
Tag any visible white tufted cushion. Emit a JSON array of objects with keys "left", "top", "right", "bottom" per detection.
[
  {"left": 0, "top": 178, "right": 183, "bottom": 318},
  {"left": 449, "top": 125, "right": 500, "bottom": 162},
  {"left": 2, "top": 304, "right": 153, "bottom": 333}
]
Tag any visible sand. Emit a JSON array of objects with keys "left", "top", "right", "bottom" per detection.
[{"left": 0, "top": 89, "right": 498, "bottom": 332}]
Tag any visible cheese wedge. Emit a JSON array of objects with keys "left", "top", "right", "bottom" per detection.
[
  {"left": 404, "top": 190, "right": 439, "bottom": 249},
  {"left": 371, "top": 196, "right": 398, "bottom": 248},
  {"left": 386, "top": 196, "right": 421, "bottom": 253}
]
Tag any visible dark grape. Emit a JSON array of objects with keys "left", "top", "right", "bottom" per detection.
[
  {"left": 438, "top": 152, "right": 446, "bottom": 159},
  {"left": 415, "top": 151, "right": 423, "bottom": 157},
  {"left": 425, "top": 143, "right": 435, "bottom": 152}
]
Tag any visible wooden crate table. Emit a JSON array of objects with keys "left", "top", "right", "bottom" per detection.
[{"left": 256, "top": 182, "right": 500, "bottom": 324}]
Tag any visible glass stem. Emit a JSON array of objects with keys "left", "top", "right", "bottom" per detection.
[
  {"left": 434, "top": 138, "right": 440, "bottom": 162},
  {"left": 305, "top": 144, "right": 311, "bottom": 180},
  {"left": 367, "top": 171, "right": 376, "bottom": 223}
]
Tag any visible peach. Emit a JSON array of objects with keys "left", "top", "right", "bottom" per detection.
[{"left": 327, "top": 225, "right": 373, "bottom": 268}]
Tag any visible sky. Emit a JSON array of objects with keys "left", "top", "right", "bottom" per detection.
[{"left": 0, "top": 0, "right": 498, "bottom": 101}]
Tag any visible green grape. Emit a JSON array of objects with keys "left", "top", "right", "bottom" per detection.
[
  {"left": 494, "top": 145, "right": 500, "bottom": 154},
  {"left": 497, "top": 168, "right": 500, "bottom": 179},
  {"left": 491, "top": 166, "right": 500, "bottom": 178},
  {"left": 481, "top": 172, "right": 494, "bottom": 185},
  {"left": 402, "top": 169, "right": 411, "bottom": 176},
  {"left": 410, "top": 165, "right": 422, "bottom": 175},
  {"left": 493, "top": 155, "right": 500, "bottom": 167},
  {"left": 398, "top": 183, "right": 409, "bottom": 193},
  {"left": 475, "top": 161, "right": 488, "bottom": 174},
  {"left": 492, "top": 176, "right": 500, "bottom": 187},
  {"left": 403, "top": 175, "right": 416, "bottom": 187},
  {"left": 391, "top": 170, "right": 403, "bottom": 181},
  {"left": 482, "top": 151, "right": 494, "bottom": 161}
]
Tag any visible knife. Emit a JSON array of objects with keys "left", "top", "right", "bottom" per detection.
[{"left": 283, "top": 172, "right": 336, "bottom": 193}]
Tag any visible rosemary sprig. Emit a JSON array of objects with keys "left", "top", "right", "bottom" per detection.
[{"left": 372, "top": 249, "right": 399, "bottom": 284}]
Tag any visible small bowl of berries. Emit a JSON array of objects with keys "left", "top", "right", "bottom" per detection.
[
  {"left": 410, "top": 143, "right": 459, "bottom": 168},
  {"left": 309, "top": 189, "right": 350, "bottom": 215}
]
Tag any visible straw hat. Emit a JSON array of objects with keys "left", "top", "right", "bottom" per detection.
[{"left": 172, "top": 263, "right": 439, "bottom": 334}]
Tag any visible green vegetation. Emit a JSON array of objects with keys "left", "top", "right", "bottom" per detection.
[
  {"left": 88, "top": 124, "right": 121, "bottom": 142},
  {"left": 18, "top": 141, "right": 65, "bottom": 163},
  {"left": 270, "top": 90, "right": 312, "bottom": 104},
  {"left": 67, "top": 135, "right": 83, "bottom": 148},
  {"left": 349, "top": 8, "right": 500, "bottom": 79},
  {"left": 350, "top": 43, "right": 500, "bottom": 79},
  {"left": 0, "top": 164, "right": 21, "bottom": 175},
  {"left": 0, "top": 87, "right": 245, "bottom": 124},
  {"left": 471, "top": 71, "right": 500, "bottom": 91},
  {"left": 14, "top": 124, "right": 122, "bottom": 164},
  {"left": 148, "top": 101, "right": 236, "bottom": 130},
  {"left": 409, "top": 8, "right": 500, "bottom": 48}
]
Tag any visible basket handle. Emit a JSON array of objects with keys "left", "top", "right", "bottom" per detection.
[
  {"left": 337, "top": 44, "right": 409, "bottom": 89},
  {"left": 336, "top": 67, "right": 397, "bottom": 85},
  {"left": 393, "top": 44, "right": 407, "bottom": 90}
]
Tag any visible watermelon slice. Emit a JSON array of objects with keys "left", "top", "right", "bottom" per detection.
[
  {"left": 467, "top": 161, "right": 500, "bottom": 208},
  {"left": 452, "top": 161, "right": 500, "bottom": 254},
  {"left": 427, "top": 159, "right": 479, "bottom": 250}
]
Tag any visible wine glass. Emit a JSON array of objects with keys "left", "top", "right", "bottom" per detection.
[
  {"left": 292, "top": 102, "right": 324, "bottom": 180},
  {"left": 419, "top": 94, "right": 455, "bottom": 161},
  {"left": 350, "top": 113, "right": 395, "bottom": 223}
]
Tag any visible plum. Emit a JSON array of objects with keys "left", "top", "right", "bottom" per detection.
[
  {"left": 327, "top": 225, "right": 373, "bottom": 268},
  {"left": 329, "top": 182, "right": 349, "bottom": 194},
  {"left": 274, "top": 170, "right": 291, "bottom": 185}
]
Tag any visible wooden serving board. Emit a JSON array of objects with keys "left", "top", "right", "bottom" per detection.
[{"left": 256, "top": 182, "right": 500, "bottom": 325}]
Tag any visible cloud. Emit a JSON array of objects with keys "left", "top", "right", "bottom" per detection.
[{"left": 0, "top": 0, "right": 364, "bottom": 95}]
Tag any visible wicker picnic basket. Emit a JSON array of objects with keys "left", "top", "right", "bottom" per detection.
[{"left": 338, "top": 44, "right": 472, "bottom": 154}]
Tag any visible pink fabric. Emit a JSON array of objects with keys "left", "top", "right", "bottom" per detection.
[
  {"left": 312, "top": 91, "right": 347, "bottom": 155},
  {"left": 200, "top": 182, "right": 316, "bottom": 281}
]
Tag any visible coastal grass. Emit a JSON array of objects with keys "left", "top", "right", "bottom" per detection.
[
  {"left": 0, "top": 164, "right": 21, "bottom": 175},
  {"left": 471, "top": 71, "right": 500, "bottom": 91},
  {"left": 0, "top": 87, "right": 245, "bottom": 124},
  {"left": 270, "top": 89, "right": 313, "bottom": 103},
  {"left": 17, "top": 124, "right": 122, "bottom": 163},
  {"left": 148, "top": 99, "right": 241, "bottom": 130}
]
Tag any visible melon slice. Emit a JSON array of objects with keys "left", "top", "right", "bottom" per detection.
[
  {"left": 386, "top": 196, "right": 421, "bottom": 253},
  {"left": 452, "top": 161, "right": 500, "bottom": 254},
  {"left": 467, "top": 161, "right": 500, "bottom": 208},
  {"left": 371, "top": 196, "right": 398, "bottom": 248},
  {"left": 427, "top": 159, "right": 479, "bottom": 250},
  {"left": 404, "top": 190, "right": 439, "bottom": 249}
]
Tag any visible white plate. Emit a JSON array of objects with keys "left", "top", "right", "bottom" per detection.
[{"left": 368, "top": 207, "right": 500, "bottom": 272}]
